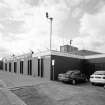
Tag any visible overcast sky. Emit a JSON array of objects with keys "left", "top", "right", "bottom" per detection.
[{"left": 0, "top": 0, "right": 105, "bottom": 57}]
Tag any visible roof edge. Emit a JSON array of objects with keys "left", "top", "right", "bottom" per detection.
[{"left": 84, "top": 54, "right": 105, "bottom": 59}]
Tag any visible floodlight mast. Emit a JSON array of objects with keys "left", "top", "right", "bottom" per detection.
[
  {"left": 46, "top": 12, "right": 53, "bottom": 51},
  {"left": 46, "top": 12, "right": 55, "bottom": 80}
]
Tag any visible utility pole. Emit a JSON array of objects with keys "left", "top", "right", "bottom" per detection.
[{"left": 46, "top": 12, "right": 54, "bottom": 80}]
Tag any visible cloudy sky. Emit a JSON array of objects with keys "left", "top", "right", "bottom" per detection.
[{"left": 0, "top": 0, "right": 105, "bottom": 57}]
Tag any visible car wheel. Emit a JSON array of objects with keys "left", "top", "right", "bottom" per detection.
[
  {"left": 72, "top": 80, "right": 76, "bottom": 85},
  {"left": 85, "top": 78, "right": 88, "bottom": 82},
  {"left": 91, "top": 83, "right": 95, "bottom": 85}
]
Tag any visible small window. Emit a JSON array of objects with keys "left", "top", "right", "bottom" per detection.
[
  {"left": 14, "top": 62, "right": 17, "bottom": 73},
  {"left": 9, "top": 63, "right": 11, "bottom": 72},
  {"left": 20, "top": 61, "right": 24, "bottom": 74},
  {"left": 5, "top": 63, "right": 7, "bottom": 71},
  {"left": 28, "top": 60, "right": 32, "bottom": 75}
]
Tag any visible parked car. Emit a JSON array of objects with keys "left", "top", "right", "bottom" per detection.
[
  {"left": 58, "top": 70, "right": 87, "bottom": 85},
  {"left": 90, "top": 71, "right": 105, "bottom": 85}
]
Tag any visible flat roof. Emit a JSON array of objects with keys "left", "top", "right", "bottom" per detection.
[
  {"left": 84, "top": 54, "right": 105, "bottom": 59},
  {"left": 3, "top": 50, "right": 105, "bottom": 61},
  {"left": 33, "top": 50, "right": 84, "bottom": 59},
  {"left": 33, "top": 50, "right": 105, "bottom": 59}
]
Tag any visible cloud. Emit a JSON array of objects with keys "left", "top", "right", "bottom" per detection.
[
  {"left": 0, "top": 0, "right": 74, "bottom": 56},
  {"left": 25, "top": 0, "right": 42, "bottom": 6},
  {"left": 0, "top": 47, "right": 9, "bottom": 57},
  {"left": 0, "top": 0, "right": 105, "bottom": 57},
  {"left": 75, "top": 5, "right": 105, "bottom": 52}
]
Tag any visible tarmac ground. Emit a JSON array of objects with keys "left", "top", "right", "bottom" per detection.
[{"left": 0, "top": 71, "right": 105, "bottom": 105}]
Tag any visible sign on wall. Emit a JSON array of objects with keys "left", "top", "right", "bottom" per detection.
[{"left": 52, "top": 59, "right": 55, "bottom": 66}]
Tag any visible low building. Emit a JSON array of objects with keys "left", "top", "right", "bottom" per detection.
[{"left": 1, "top": 45, "right": 105, "bottom": 81}]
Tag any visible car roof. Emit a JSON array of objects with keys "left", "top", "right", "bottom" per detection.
[{"left": 94, "top": 71, "right": 105, "bottom": 74}]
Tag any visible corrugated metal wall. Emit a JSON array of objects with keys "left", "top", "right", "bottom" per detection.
[{"left": 51, "top": 55, "right": 82, "bottom": 80}]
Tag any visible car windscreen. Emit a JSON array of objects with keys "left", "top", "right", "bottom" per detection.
[
  {"left": 65, "top": 71, "right": 73, "bottom": 74},
  {"left": 72, "top": 72, "right": 81, "bottom": 75}
]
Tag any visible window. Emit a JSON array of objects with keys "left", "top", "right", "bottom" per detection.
[
  {"left": 38, "top": 58, "right": 43, "bottom": 77},
  {"left": 14, "top": 62, "right": 17, "bottom": 73},
  {"left": 20, "top": 61, "right": 23, "bottom": 74},
  {"left": 28, "top": 60, "right": 32, "bottom": 75},
  {"left": 9, "top": 63, "right": 11, "bottom": 72},
  {"left": 5, "top": 63, "right": 7, "bottom": 71},
  {"left": 38, "top": 59, "right": 40, "bottom": 76}
]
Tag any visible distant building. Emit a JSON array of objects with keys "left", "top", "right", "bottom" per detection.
[
  {"left": 60, "top": 45, "right": 78, "bottom": 53},
  {"left": 60, "top": 45, "right": 101, "bottom": 56}
]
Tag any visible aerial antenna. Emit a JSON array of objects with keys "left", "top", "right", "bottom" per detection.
[
  {"left": 29, "top": 49, "right": 34, "bottom": 54},
  {"left": 46, "top": 12, "right": 49, "bottom": 18},
  {"left": 70, "top": 40, "right": 72, "bottom": 46},
  {"left": 12, "top": 54, "right": 15, "bottom": 57}
]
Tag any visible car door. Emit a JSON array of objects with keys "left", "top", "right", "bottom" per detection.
[{"left": 72, "top": 72, "right": 82, "bottom": 80}]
